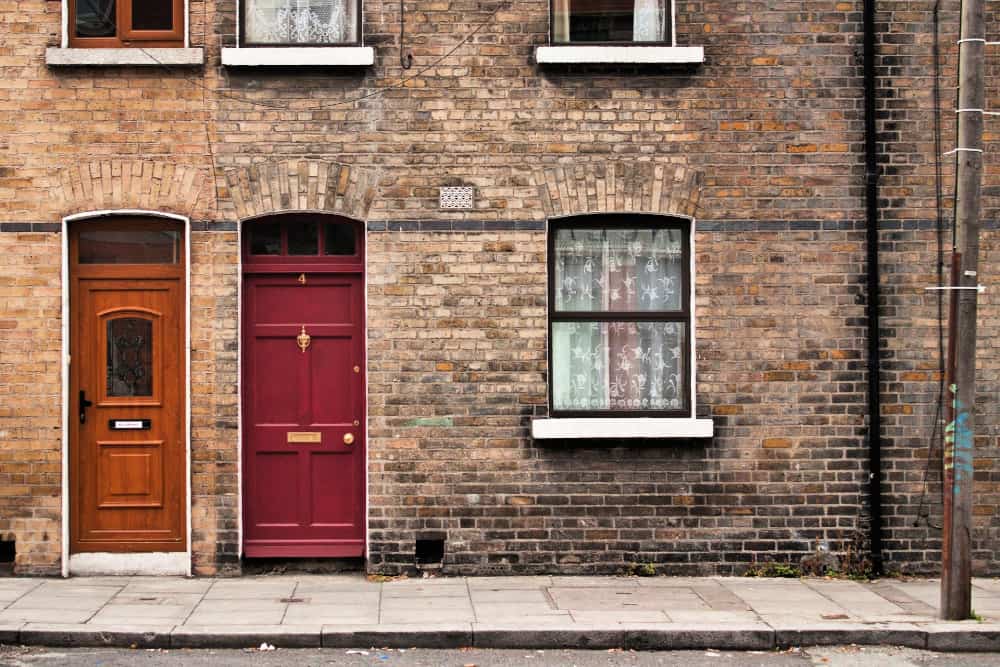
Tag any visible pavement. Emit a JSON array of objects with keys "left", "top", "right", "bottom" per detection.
[{"left": 1, "top": 575, "right": 1000, "bottom": 651}]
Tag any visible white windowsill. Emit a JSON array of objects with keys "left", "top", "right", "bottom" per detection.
[
  {"left": 532, "top": 418, "right": 714, "bottom": 440},
  {"left": 46, "top": 47, "right": 204, "bottom": 66},
  {"left": 222, "top": 47, "right": 375, "bottom": 67},
  {"left": 535, "top": 45, "right": 704, "bottom": 65}
]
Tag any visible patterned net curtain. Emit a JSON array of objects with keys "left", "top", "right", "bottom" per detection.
[
  {"left": 552, "top": 0, "right": 666, "bottom": 42},
  {"left": 552, "top": 228, "right": 686, "bottom": 412},
  {"left": 246, "top": 0, "right": 357, "bottom": 44}
]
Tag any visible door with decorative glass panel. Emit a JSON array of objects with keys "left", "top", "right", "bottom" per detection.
[{"left": 69, "top": 219, "right": 186, "bottom": 553}]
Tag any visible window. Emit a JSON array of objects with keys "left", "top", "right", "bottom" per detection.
[
  {"left": 70, "top": 0, "right": 183, "bottom": 47},
  {"left": 242, "top": 0, "right": 360, "bottom": 45},
  {"left": 243, "top": 214, "right": 360, "bottom": 261},
  {"left": 548, "top": 217, "right": 691, "bottom": 417},
  {"left": 552, "top": 0, "right": 671, "bottom": 44}
]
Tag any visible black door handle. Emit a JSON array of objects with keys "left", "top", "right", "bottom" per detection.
[{"left": 79, "top": 390, "right": 93, "bottom": 424}]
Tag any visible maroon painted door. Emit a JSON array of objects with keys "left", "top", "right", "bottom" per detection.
[{"left": 242, "top": 218, "right": 365, "bottom": 558}]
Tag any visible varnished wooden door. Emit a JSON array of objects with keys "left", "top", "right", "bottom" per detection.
[
  {"left": 69, "top": 220, "right": 186, "bottom": 553},
  {"left": 242, "top": 273, "right": 366, "bottom": 557}
]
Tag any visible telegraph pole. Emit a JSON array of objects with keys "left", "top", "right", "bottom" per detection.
[{"left": 941, "top": 0, "right": 985, "bottom": 621}]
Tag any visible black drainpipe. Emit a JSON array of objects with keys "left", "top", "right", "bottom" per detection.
[{"left": 863, "top": 0, "right": 884, "bottom": 576}]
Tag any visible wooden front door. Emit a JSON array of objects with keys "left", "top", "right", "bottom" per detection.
[
  {"left": 242, "top": 216, "right": 365, "bottom": 558},
  {"left": 69, "top": 220, "right": 186, "bottom": 553}
]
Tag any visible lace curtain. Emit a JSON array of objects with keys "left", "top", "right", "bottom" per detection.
[
  {"left": 246, "top": 0, "right": 357, "bottom": 44},
  {"left": 552, "top": 228, "right": 686, "bottom": 412},
  {"left": 552, "top": 0, "right": 667, "bottom": 42}
]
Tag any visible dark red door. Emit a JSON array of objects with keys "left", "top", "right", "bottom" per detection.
[{"left": 242, "top": 217, "right": 365, "bottom": 558}]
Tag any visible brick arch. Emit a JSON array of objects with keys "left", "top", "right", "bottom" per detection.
[
  {"left": 537, "top": 162, "right": 704, "bottom": 220},
  {"left": 55, "top": 161, "right": 205, "bottom": 218},
  {"left": 224, "top": 160, "right": 381, "bottom": 222}
]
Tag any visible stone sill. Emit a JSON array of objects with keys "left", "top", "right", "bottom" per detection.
[
  {"left": 535, "top": 45, "right": 704, "bottom": 65},
  {"left": 46, "top": 47, "right": 204, "bottom": 67},
  {"left": 222, "top": 47, "right": 375, "bottom": 67},
  {"left": 531, "top": 417, "right": 714, "bottom": 440}
]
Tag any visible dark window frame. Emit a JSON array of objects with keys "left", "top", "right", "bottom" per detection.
[
  {"left": 239, "top": 0, "right": 363, "bottom": 48},
  {"left": 550, "top": 0, "right": 674, "bottom": 46},
  {"left": 69, "top": 0, "right": 184, "bottom": 48},
  {"left": 547, "top": 214, "right": 692, "bottom": 418}
]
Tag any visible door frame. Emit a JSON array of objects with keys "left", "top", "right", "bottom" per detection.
[
  {"left": 237, "top": 213, "right": 369, "bottom": 560},
  {"left": 61, "top": 210, "right": 191, "bottom": 577}
]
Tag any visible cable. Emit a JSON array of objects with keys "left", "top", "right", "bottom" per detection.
[
  {"left": 915, "top": 0, "right": 947, "bottom": 530},
  {"left": 139, "top": 1, "right": 509, "bottom": 111}
]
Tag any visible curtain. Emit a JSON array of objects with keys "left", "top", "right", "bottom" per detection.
[
  {"left": 246, "top": 0, "right": 356, "bottom": 44},
  {"left": 552, "top": 228, "right": 685, "bottom": 412},
  {"left": 633, "top": 0, "right": 665, "bottom": 42},
  {"left": 552, "top": 0, "right": 571, "bottom": 42}
]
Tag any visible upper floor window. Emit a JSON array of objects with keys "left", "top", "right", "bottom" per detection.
[
  {"left": 552, "top": 0, "right": 671, "bottom": 44},
  {"left": 71, "top": 0, "right": 183, "bottom": 47},
  {"left": 243, "top": 0, "right": 359, "bottom": 45}
]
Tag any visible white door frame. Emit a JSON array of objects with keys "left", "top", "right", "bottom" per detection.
[{"left": 61, "top": 210, "right": 192, "bottom": 577}]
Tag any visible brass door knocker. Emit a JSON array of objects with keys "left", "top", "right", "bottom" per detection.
[{"left": 296, "top": 325, "right": 311, "bottom": 353}]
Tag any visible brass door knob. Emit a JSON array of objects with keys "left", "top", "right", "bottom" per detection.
[{"left": 343, "top": 433, "right": 355, "bottom": 445}]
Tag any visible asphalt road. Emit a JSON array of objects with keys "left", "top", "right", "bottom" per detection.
[{"left": 3, "top": 646, "right": 1000, "bottom": 666}]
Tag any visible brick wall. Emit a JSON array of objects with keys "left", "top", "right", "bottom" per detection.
[{"left": 1, "top": 0, "right": 998, "bottom": 575}]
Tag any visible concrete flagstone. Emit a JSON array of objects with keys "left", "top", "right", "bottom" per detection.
[{"left": 3, "top": 574, "right": 1000, "bottom": 650}]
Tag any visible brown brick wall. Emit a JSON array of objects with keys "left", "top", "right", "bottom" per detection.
[{"left": 1, "top": 0, "right": 999, "bottom": 575}]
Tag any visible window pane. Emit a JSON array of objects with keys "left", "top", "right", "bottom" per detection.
[
  {"left": 107, "top": 318, "right": 153, "bottom": 397},
  {"left": 554, "top": 0, "right": 666, "bottom": 42},
  {"left": 554, "top": 227, "right": 683, "bottom": 312},
  {"left": 552, "top": 321, "right": 685, "bottom": 412},
  {"left": 245, "top": 0, "right": 358, "bottom": 44},
  {"left": 249, "top": 223, "right": 281, "bottom": 255},
  {"left": 131, "top": 0, "right": 173, "bottom": 31},
  {"left": 78, "top": 229, "right": 180, "bottom": 264},
  {"left": 287, "top": 222, "right": 319, "bottom": 255},
  {"left": 324, "top": 222, "right": 356, "bottom": 255},
  {"left": 76, "top": 0, "right": 117, "bottom": 37}
]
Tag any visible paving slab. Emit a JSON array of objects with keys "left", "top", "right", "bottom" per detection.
[
  {"left": 89, "top": 605, "right": 195, "bottom": 624},
  {"left": 0, "top": 609, "right": 97, "bottom": 624},
  {"left": 569, "top": 610, "right": 670, "bottom": 624},
  {"left": 468, "top": 588, "right": 549, "bottom": 604},
  {"left": 171, "top": 624, "right": 321, "bottom": 649},
  {"left": 472, "top": 603, "right": 570, "bottom": 620},
  {"left": 184, "top": 609, "right": 287, "bottom": 626},
  {"left": 120, "top": 578, "right": 213, "bottom": 595},
  {"left": 549, "top": 586, "right": 707, "bottom": 611},
  {"left": 202, "top": 580, "right": 297, "bottom": 599},
  {"left": 19, "top": 622, "right": 173, "bottom": 648},
  {"left": 466, "top": 576, "right": 554, "bottom": 590},
  {"left": 379, "top": 610, "right": 475, "bottom": 624}
]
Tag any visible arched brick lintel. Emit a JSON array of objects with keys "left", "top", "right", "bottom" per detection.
[
  {"left": 538, "top": 162, "right": 704, "bottom": 220},
  {"left": 224, "top": 160, "right": 380, "bottom": 222},
  {"left": 56, "top": 161, "right": 205, "bottom": 219}
]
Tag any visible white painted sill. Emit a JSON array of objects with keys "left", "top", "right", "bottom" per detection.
[
  {"left": 46, "top": 47, "right": 204, "bottom": 66},
  {"left": 535, "top": 45, "right": 704, "bottom": 65},
  {"left": 532, "top": 418, "right": 714, "bottom": 440},
  {"left": 222, "top": 47, "right": 375, "bottom": 67}
]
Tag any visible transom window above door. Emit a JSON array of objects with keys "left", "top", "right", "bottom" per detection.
[
  {"left": 243, "top": 0, "right": 360, "bottom": 45},
  {"left": 243, "top": 214, "right": 362, "bottom": 264},
  {"left": 552, "top": 0, "right": 672, "bottom": 44},
  {"left": 71, "top": 0, "right": 183, "bottom": 47}
]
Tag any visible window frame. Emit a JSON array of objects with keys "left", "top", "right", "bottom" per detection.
[
  {"left": 239, "top": 0, "right": 364, "bottom": 48},
  {"left": 549, "top": 0, "right": 676, "bottom": 46},
  {"left": 68, "top": 0, "right": 185, "bottom": 48},
  {"left": 547, "top": 214, "right": 693, "bottom": 419}
]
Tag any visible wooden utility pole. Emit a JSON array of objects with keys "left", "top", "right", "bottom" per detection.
[{"left": 941, "top": 0, "right": 985, "bottom": 621}]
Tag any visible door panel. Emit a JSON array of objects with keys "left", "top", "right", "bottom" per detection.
[
  {"left": 70, "top": 225, "right": 186, "bottom": 554},
  {"left": 243, "top": 273, "right": 365, "bottom": 557}
]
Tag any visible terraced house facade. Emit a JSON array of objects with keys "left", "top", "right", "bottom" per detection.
[{"left": 1, "top": 0, "right": 999, "bottom": 578}]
